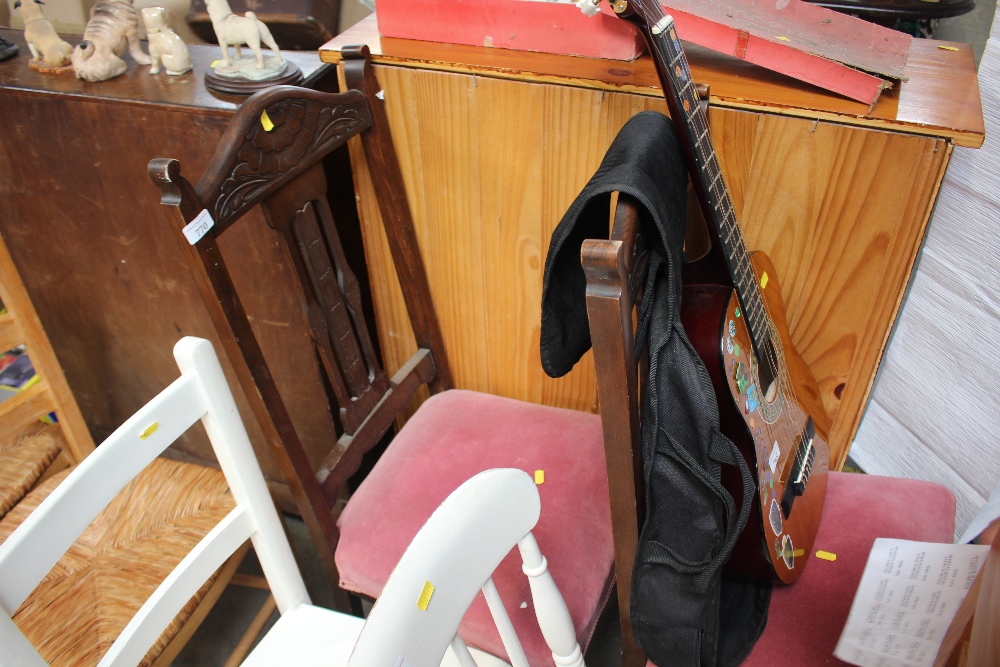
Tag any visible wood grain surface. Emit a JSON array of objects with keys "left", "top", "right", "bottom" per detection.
[
  {"left": 0, "top": 28, "right": 325, "bottom": 115},
  {"left": 0, "top": 30, "right": 336, "bottom": 499},
  {"left": 723, "top": 110, "right": 950, "bottom": 468},
  {"left": 321, "top": 15, "right": 984, "bottom": 148},
  {"left": 0, "top": 233, "right": 95, "bottom": 465},
  {"left": 338, "top": 53, "right": 954, "bottom": 470}
]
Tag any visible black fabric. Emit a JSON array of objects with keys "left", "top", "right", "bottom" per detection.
[
  {"left": 540, "top": 111, "right": 770, "bottom": 666},
  {"left": 540, "top": 112, "right": 687, "bottom": 379}
]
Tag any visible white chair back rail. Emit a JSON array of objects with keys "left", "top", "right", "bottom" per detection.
[
  {"left": 349, "top": 468, "right": 585, "bottom": 667},
  {"left": 0, "top": 337, "right": 584, "bottom": 667},
  {"left": 0, "top": 337, "right": 309, "bottom": 667}
]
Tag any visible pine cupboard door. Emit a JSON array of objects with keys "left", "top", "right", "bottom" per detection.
[{"left": 342, "top": 61, "right": 951, "bottom": 470}]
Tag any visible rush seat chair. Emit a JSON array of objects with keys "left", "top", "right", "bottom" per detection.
[
  {"left": 0, "top": 337, "right": 584, "bottom": 667},
  {"left": 149, "top": 46, "right": 613, "bottom": 665},
  {"left": 0, "top": 241, "right": 246, "bottom": 666}
]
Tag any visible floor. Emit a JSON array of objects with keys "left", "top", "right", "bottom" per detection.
[
  {"left": 172, "top": 8, "right": 994, "bottom": 664},
  {"left": 172, "top": 518, "right": 337, "bottom": 665}
]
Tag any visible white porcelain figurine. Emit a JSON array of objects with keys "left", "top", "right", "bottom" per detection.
[
  {"left": 14, "top": 0, "right": 73, "bottom": 68},
  {"left": 205, "top": 0, "right": 285, "bottom": 79},
  {"left": 72, "top": 0, "right": 151, "bottom": 82},
  {"left": 141, "top": 6, "right": 191, "bottom": 75}
]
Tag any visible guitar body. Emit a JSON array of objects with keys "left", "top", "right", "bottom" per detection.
[{"left": 682, "top": 251, "right": 830, "bottom": 583}]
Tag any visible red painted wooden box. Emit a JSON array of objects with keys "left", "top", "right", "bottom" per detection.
[{"left": 375, "top": 0, "right": 646, "bottom": 61}]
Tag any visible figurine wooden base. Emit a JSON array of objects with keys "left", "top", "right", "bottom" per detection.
[
  {"left": 0, "top": 35, "right": 16, "bottom": 61},
  {"left": 205, "top": 60, "right": 302, "bottom": 95},
  {"left": 28, "top": 60, "right": 74, "bottom": 74}
]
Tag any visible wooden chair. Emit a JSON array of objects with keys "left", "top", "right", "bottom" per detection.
[
  {"left": 583, "top": 193, "right": 958, "bottom": 666},
  {"left": 0, "top": 230, "right": 94, "bottom": 517},
  {"left": 935, "top": 518, "right": 1000, "bottom": 667},
  {"left": 149, "top": 46, "right": 612, "bottom": 665},
  {"left": 257, "top": 467, "right": 583, "bottom": 667},
  {"left": 0, "top": 337, "right": 583, "bottom": 666}
]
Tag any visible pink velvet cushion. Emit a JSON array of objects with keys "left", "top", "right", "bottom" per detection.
[
  {"left": 647, "top": 472, "right": 955, "bottom": 666},
  {"left": 336, "top": 389, "right": 614, "bottom": 666},
  {"left": 744, "top": 472, "right": 955, "bottom": 665}
]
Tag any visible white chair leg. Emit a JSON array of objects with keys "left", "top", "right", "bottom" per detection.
[
  {"left": 483, "top": 577, "right": 530, "bottom": 667},
  {"left": 449, "top": 634, "right": 480, "bottom": 667},
  {"left": 518, "top": 533, "right": 585, "bottom": 667}
]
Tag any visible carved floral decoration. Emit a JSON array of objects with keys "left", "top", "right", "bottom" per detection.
[{"left": 211, "top": 96, "right": 368, "bottom": 225}]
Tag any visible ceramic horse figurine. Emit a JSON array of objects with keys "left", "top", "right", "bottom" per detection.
[{"left": 205, "top": 0, "right": 283, "bottom": 69}]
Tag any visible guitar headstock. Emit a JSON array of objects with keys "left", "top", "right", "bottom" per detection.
[{"left": 576, "top": 0, "right": 628, "bottom": 17}]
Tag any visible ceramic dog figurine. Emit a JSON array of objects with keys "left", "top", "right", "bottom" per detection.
[
  {"left": 15, "top": 0, "right": 73, "bottom": 68},
  {"left": 72, "top": 0, "right": 151, "bottom": 82},
  {"left": 205, "top": 0, "right": 283, "bottom": 70},
  {"left": 141, "top": 7, "right": 191, "bottom": 75}
]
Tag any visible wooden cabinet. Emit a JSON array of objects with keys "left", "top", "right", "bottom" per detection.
[
  {"left": 320, "top": 17, "right": 984, "bottom": 469},
  {"left": 0, "top": 30, "right": 350, "bottom": 502}
]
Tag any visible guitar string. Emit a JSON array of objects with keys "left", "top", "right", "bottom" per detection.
[
  {"left": 625, "top": 0, "right": 804, "bottom": 546},
  {"left": 628, "top": 0, "right": 809, "bottom": 506},
  {"left": 640, "top": 0, "right": 805, "bottom": 428}
]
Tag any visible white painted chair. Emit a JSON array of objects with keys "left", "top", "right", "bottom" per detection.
[{"left": 0, "top": 336, "right": 584, "bottom": 667}]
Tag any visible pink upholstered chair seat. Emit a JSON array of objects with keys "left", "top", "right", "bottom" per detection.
[
  {"left": 647, "top": 471, "right": 956, "bottom": 666},
  {"left": 336, "top": 389, "right": 615, "bottom": 666}
]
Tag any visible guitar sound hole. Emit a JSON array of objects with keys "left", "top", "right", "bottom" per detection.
[{"left": 757, "top": 334, "right": 780, "bottom": 405}]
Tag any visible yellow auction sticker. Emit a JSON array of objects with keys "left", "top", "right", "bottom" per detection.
[
  {"left": 261, "top": 109, "right": 275, "bottom": 132},
  {"left": 417, "top": 581, "right": 435, "bottom": 610}
]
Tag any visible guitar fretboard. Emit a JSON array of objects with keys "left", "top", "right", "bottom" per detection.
[{"left": 636, "top": 5, "right": 772, "bottom": 354}]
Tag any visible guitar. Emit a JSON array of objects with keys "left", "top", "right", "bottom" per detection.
[{"left": 578, "top": 0, "right": 831, "bottom": 583}]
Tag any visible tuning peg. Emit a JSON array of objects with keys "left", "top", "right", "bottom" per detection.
[{"left": 576, "top": 0, "right": 601, "bottom": 17}]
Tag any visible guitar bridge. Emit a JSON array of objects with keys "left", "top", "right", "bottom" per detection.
[{"left": 781, "top": 418, "right": 816, "bottom": 519}]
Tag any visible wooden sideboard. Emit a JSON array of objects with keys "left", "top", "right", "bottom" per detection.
[
  {"left": 320, "top": 16, "right": 984, "bottom": 470},
  {"left": 0, "top": 30, "right": 365, "bottom": 503}
]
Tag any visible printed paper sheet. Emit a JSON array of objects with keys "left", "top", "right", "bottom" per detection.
[{"left": 834, "top": 538, "right": 989, "bottom": 667}]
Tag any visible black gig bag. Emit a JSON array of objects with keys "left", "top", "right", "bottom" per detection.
[{"left": 540, "top": 111, "right": 770, "bottom": 666}]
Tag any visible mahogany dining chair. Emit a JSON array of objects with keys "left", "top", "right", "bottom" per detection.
[{"left": 150, "top": 46, "right": 614, "bottom": 666}]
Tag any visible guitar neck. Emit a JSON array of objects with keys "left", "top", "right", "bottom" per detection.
[{"left": 622, "top": 0, "right": 771, "bottom": 352}]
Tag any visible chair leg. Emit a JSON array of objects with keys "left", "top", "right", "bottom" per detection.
[
  {"left": 223, "top": 593, "right": 278, "bottom": 667},
  {"left": 621, "top": 637, "right": 647, "bottom": 667},
  {"left": 518, "top": 533, "right": 585, "bottom": 667},
  {"left": 602, "top": 578, "right": 646, "bottom": 667},
  {"left": 150, "top": 543, "right": 252, "bottom": 667}
]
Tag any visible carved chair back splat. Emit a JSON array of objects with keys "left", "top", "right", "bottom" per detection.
[
  {"left": 153, "top": 47, "right": 613, "bottom": 667},
  {"left": 149, "top": 46, "right": 451, "bottom": 610}
]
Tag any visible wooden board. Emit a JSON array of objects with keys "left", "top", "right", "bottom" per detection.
[
  {"left": 374, "top": 0, "right": 645, "bottom": 60},
  {"left": 320, "top": 15, "right": 984, "bottom": 148},
  {"left": 354, "top": 0, "right": 906, "bottom": 103},
  {"left": 665, "top": 2, "right": 891, "bottom": 104},
  {"left": 669, "top": 0, "right": 911, "bottom": 80},
  {"left": 0, "top": 232, "right": 94, "bottom": 466}
]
